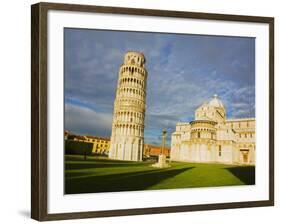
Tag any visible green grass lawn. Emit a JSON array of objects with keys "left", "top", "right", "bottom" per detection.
[{"left": 65, "top": 154, "right": 255, "bottom": 194}]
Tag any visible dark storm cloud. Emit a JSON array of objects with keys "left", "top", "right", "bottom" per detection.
[{"left": 64, "top": 28, "right": 255, "bottom": 145}]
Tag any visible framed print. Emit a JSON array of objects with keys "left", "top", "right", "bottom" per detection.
[{"left": 31, "top": 2, "right": 274, "bottom": 221}]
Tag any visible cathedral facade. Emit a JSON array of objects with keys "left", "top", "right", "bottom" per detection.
[
  {"left": 109, "top": 51, "right": 147, "bottom": 161},
  {"left": 170, "top": 95, "right": 255, "bottom": 165}
]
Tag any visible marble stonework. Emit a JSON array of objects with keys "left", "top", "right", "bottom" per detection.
[
  {"left": 171, "top": 95, "right": 255, "bottom": 165},
  {"left": 109, "top": 52, "right": 147, "bottom": 161}
]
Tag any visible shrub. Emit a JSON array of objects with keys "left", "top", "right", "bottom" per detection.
[{"left": 65, "top": 140, "right": 93, "bottom": 155}]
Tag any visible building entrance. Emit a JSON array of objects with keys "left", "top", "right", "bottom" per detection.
[{"left": 240, "top": 149, "right": 249, "bottom": 164}]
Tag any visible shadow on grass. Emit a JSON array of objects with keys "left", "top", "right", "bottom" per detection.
[
  {"left": 225, "top": 166, "right": 255, "bottom": 185},
  {"left": 65, "top": 167, "right": 194, "bottom": 194},
  {"left": 65, "top": 155, "right": 144, "bottom": 164},
  {"left": 65, "top": 161, "right": 151, "bottom": 170}
]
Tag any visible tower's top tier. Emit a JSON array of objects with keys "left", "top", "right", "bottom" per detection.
[{"left": 124, "top": 51, "right": 145, "bottom": 67}]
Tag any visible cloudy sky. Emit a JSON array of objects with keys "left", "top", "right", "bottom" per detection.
[{"left": 64, "top": 28, "right": 255, "bottom": 146}]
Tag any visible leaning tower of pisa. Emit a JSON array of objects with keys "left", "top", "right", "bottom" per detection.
[{"left": 109, "top": 51, "right": 147, "bottom": 161}]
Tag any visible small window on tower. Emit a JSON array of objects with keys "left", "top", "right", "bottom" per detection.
[{"left": 219, "top": 145, "right": 222, "bottom": 156}]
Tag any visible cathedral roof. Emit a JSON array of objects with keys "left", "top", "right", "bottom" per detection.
[{"left": 208, "top": 94, "right": 224, "bottom": 108}]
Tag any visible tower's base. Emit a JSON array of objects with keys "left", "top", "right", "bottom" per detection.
[{"left": 108, "top": 142, "right": 143, "bottom": 161}]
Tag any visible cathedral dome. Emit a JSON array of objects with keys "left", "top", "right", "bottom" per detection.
[{"left": 209, "top": 94, "right": 224, "bottom": 108}]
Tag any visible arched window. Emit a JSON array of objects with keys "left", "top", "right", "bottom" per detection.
[{"left": 131, "top": 59, "right": 135, "bottom": 65}]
